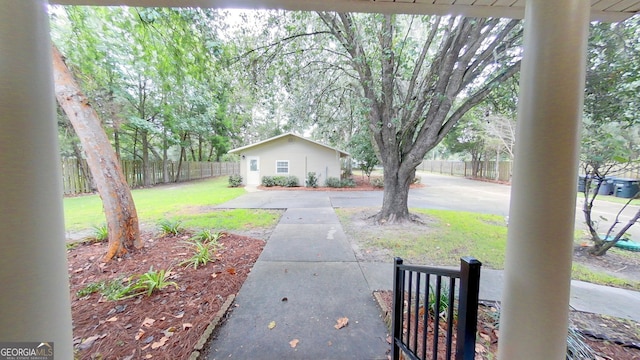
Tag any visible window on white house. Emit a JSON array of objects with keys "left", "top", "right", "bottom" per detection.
[{"left": 276, "top": 160, "right": 289, "bottom": 174}]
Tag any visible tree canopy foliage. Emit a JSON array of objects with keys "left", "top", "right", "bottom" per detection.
[
  {"left": 51, "top": 7, "right": 249, "bottom": 183},
  {"left": 579, "top": 16, "right": 640, "bottom": 255}
]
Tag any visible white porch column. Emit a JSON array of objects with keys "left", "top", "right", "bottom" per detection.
[
  {"left": 497, "top": 1, "right": 590, "bottom": 359},
  {"left": 0, "top": 1, "right": 73, "bottom": 358}
]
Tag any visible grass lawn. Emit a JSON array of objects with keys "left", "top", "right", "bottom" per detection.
[
  {"left": 337, "top": 208, "right": 640, "bottom": 291},
  {"left": 578, "top": 192, "right": 640, "bottom": 206},
  {"left": 63, "top": 176, "right": 280, "bottom": 233}
]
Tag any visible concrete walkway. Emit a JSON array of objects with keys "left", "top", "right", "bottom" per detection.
[{"left": 205, "top": 205, "right": 390, "bottom": 359}]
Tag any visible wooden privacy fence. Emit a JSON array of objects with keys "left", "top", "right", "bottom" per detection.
[
  {"left": 61, "top": 158, "right": 240, "bottom": 195},
  {"left": 418, "top": 160, "right": 512, "bottom": 183}
]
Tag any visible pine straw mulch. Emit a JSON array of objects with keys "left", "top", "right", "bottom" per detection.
[
  {"left": 67, "top": 231, "right": 264, "bottom": 360},
  {"left": 374, "top": 290, "right": 640, "bottom": 360}
]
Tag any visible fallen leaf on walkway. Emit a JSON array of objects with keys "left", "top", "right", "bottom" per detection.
[
  {"left": 334, "top": 317, "right": 349, "bottom": 330},
  {"left": 268, "top": 321, "right": 276, "bottom": 330},
  {"left": 106, "top": 316, "right": 118, "bottom": 322},
  {"left": 182, "top": 323, "right": 193, "bottom": 330},
  {"left": 289, "top": 339, "right": 299, "bottom": 348},
  {"left": 227, "top": 268, "right": 236, "bottom": 275},
  {"left": 281, "top": 297, "right": 288, "bottom": 302}
]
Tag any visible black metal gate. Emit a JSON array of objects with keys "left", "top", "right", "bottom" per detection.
[{"left": 391, "top": 257, "right": 482, "bottom": 360}]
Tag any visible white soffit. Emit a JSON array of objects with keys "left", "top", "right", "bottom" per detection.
[{"left": 48, "top": 0, "right": 640, "bottom": 22}]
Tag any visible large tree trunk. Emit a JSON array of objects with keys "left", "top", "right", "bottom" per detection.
[
  {"left": 377, "top": 170, "right": 412, "bottom": 223},
  {"left": 52, "top": 45, "right": 142, "bottom": 261}
]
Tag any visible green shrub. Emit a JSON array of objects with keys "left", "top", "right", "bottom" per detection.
[
  {"left": 272, "top": 176, "right": 286, "bottom": 186},
  {"left": 326, "top": 177, "right": 355, "bottom": 188},
  {"left": 284, "top": 176, "right": 299, "bottom": 187},
  {"left": 340, "top": 178, "right": 356, "bottom": 188},
  {"left": 261, "top": 176, "right": 276, "bottom": 187},
  {"left": 325, "top": 177, "right": 342, "bottom": 188},
  {"left": 306, "top": 172, "right": 319, "bottom": 188},
  {"left": 228, "top": 174, "right": 243, "bottom": 187},
  {"left": 262, "top": 175, "right": 298, "bottom": 187},
  {"left": 370, "top": 177, "right": 384, "bottom": 188}
]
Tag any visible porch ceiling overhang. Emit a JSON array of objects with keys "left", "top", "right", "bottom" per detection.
[{"left": 49, "top": 0, "right": 640, "bottom": 22}]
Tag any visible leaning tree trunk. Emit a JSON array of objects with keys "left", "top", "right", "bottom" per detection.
[{"left": 52, "top": 45, "right": 142, "bottom": 261}]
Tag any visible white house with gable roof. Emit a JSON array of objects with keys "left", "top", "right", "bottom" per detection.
[{"left": 229, "top": 132, "right": 350, "bottom": 186}]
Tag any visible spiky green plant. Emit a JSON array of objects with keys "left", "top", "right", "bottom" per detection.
[
  {"left": 179, "top": 239, "right": 221, "bottom": 269},
  {"left": 100, "top": 278, "right": 138, "bottom": 301},
  {"left": 192, "top": 229, "right": 222, "bottom": 243},
  {"left": 91, "top": 224, "right": 109, "bottom": 242},
  {"left": 428, "top": 284, "right": 451, "bottom": 318},
  {"left": 157, "top": 218, "right": 184, "bottom": 236},
  {"left": 481, "top": 305, "right": 597, "bottom": 359},
  {"left": 76, "top": 280, "right": 106, "bottom": 298},
  {"left": 76, "top": 269, "right": 178, "bottom": 300},
  {"left": 133, "top": 267, "right": 178, "bottom": 296},
  {"left": 566, "top": 327, "right": 597, "bottom": 360}
]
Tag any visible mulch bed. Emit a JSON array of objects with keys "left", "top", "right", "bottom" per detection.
[{"left": 67, "top": 231, "right": 264, "bottom": 360}]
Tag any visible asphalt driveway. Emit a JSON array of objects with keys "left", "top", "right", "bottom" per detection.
[{"left": 217, "top": 171, "right": 640, "bottom": 240}]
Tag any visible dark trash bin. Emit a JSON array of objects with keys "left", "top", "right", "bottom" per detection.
[
  {"left": 613, "top": 178, "right": 640, "bottom": 198},
  {"left": 596, "top": 177, "right": 615, "bottom": 195}
]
